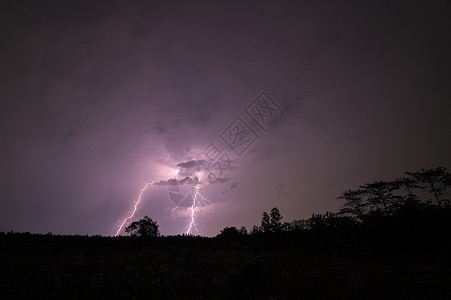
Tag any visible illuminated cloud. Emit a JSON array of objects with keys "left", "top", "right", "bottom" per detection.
[
  {"left": 176, "top": 160, "right": 206, "bottom": 169},
  {"left": 153, "top": 176, "right": 199, "bottom": 186}
]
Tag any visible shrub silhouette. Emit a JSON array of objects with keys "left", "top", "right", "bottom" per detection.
[{"left": 217, "top": 226, "right": 241, "bottom": 239}]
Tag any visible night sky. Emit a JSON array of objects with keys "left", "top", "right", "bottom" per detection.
[{"left": 1, "top": 0, "right": 450, "bottom": 236}]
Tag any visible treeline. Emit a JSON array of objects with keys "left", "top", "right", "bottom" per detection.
[
  {"left": 217, "top": 167, "right": 451, "bottom": 256},
  {"left": 2, "top": 167, "right": 450, "bottom": 256},
  {"left": 1, "top": 167, "right": 450, "bottom": 299}
]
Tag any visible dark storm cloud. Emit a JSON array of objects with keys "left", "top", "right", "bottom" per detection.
[
  {"left": 153, "top": 176, "right": 199, "bottom": 187},
  {"left": 247, "top": 142, "right": 283, "bottom": 164},
  {"left": 176, "top": 159, "right": 232, "bottom": 185},
  {"left": 154, "top": 174, "right": 230, "bottom": 187},
  {"left": 187, "top": 111, "right": 212, "bottom": 126},
  {"left": 145, "top": 126, "right": 167, "bottom": 135},
  {"left": 176, "top": 160, "right": 207, "bottom": 169},
  {"left": 207, "top": 176, "right": 231, "bottom": 184},
  {"left": 175, "top": 159, "right": 208, "bottom": 177},
  {"left": 175, "top": 91, "right": 223, "bottom": 127}
]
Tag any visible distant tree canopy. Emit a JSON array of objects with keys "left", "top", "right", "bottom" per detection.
[
  {"left": 338, "top": 167, "right": 451, "bottom": 220},
  {"left": 125, "top": 215, "right": 160, "bottom": 237},
  {"left": 217, "top": 226, "right": 248, "bottom": 239}
]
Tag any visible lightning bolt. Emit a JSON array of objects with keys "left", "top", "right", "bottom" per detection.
[
  {"left": 115, "top": 181, "right": 153, "bottom": 236},
  {"left": 186, "top": 172, "right": 211, "bottom": 235},
  {"left": 115, "top": 169, "right": 211, "bottom": 236}
]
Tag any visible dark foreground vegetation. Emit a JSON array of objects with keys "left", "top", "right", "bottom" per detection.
[{"left": 1, "top": 167, "right": 451, "bottom": 299}]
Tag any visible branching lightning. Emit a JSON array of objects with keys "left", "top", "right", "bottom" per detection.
[
  {"left": 115, "top": 169, "right": 211, "bottom": 236},
  {"left": 115, "top": 181, "right": 153, "bottom": 236},
  {"left": 186, "top": 172, "right": 211, "bottom": 235}
]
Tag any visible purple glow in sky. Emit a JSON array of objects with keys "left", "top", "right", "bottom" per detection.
[{"left": 1, "top": 0, "right": 450, "bottom": 236}]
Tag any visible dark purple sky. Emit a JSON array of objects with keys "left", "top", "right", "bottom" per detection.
[{"left": 1, "top": 0, "right": 450, "bottom": 236}]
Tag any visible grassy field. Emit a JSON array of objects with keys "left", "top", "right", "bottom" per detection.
[{"left": 1, "top": 232, "right": 450, "bottom": 299}]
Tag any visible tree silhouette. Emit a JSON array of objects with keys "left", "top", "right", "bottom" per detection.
[
  {"left": 361, "top": 180, "right": 402, "bottom": 216},
  {"left": 218, "top": 226, "right": 240, "bottom": 239},
  {"left": 259, "top": 208, "right": 284, "bottom": 233},
  {"left": 395, "top": 176, "right": 420, "bottom": 207},
  {"left": 239, "top": 226, "right": 248, "bottom": 235},
  {"left": 338, "top": 167, "right": 451, "bottom": 220},
  {"left": 260, "top": 212, "right": 271, "bottom": 233},
  {"left": 270, "top": 207, "right": 283, "bottom": 232},
  {"left": 288, "top": 219, "right": 307, "bottom": 231},
  {"left": 251, "top": 225, "right": 261, "bottom": 235},
  {"left": 125, "top": 215, "right": 160, "bottom": 237},
  {"left": 218, "top": 226, "right": 248, "bottom": 239},
  {"left": 405, "top": 167, "right": 451, "bottom": 207},
  {"left": 338, "top": 189, "right": 366, "bottom": 220}
]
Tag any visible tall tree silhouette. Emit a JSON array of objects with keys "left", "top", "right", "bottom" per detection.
[
  {"left": 261, "top": 212, "right": 271, "bottom": 233},
  {"left": 259, "top": 208, "right": 284, "bottom": 233},
  {"left": 270, "top": 207, "right": 283, "bottom": 232}
]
